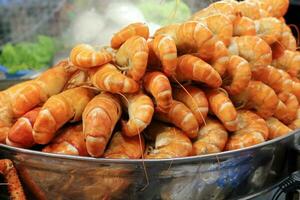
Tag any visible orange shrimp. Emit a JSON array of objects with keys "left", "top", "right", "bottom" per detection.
[
  {"left": 232, "top": 81, "right": 279, "bottom": 119},
  {"left": 144, "top": 122, "right": 192, "bottom": 159},
  {"left": 151, "top": 34, "right": 177, "bottom": 76},
  {"left": 115, "top": 36, "right": 149, "bottom": 81},
  {"left": 249, "top": 0, "right": 289, "bottom": 18},
  {"left": 228, "top": 36, "right": 272, "bottom": 70},
  {"left": 42, "top": 123, "right": 89, "bottom": 156},
  {"left": 104, "top": 131, "right": 145, "bottom": 159},
  {"left": 33, "top": 87, "right": 95, "bottom": 145},
  {"left": 6, "top": 107, "right": 41, "bottom": 148},
  {"left": 225, "top": 110, "right": 269, "bottom": 150},
  {"left": 111, "top": 22, "right": 149, "bottom": 49},
  {"left": 173, "top": 86, "right": 208, "bottom": 126},
  {"left": 288, "top": 108, "right": 300, "bottom": 130},
  {"left": 274, "top": 92, "right": 299, "bottom": 125},
  {"left": 272, "top": 50, "right": 300, "bottom": 78},
  {"left": 266, "top": 117, "right": 292, "bottom": 140},
  {"left": 223, "top": 55, "right": 252, "bottom": 95},
  {"left": 206, "top": 89, "right": 238, "bottom": 131},
  {"left": 82, "top": 93, "right": 122, "bottom": 157},
  {"left": 175, "top": 55, "right": 222, "bottom": 88},
  {"left": 254, "top": 17, "right": 282, "bottom": 45},
  {"left": 89, "top": 63, "right": 139, "bottom": 94},
  {"left": 234, "top": 0, "right": 264, "bottom": 20},
  {"left": 155, "top": 100, "right": 199, "bottom": 139},
  {"left": 143, "top": 71, "right": 173, "bottom": 113},
  {"left": 121, "top": 93, "right": 154, "bottom": 137},
  {"left": 278, "top": 24, "right": 297, "bottom": 51},
  {"left": 70, "top": 44, "right": 112, "bottom": 69},
  {"left": 0, "top": 60, "right": 75, "bottom": 142},
  {"left": 192, "top": 118, "right": 228, "bottom": 155},
  {"left": 233, "top": 16, "right": 256, "bottom": 36}
]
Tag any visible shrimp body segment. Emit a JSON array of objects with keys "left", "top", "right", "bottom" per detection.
[{"left": 266, "top": 117, "right": 292, "bottom": 140}]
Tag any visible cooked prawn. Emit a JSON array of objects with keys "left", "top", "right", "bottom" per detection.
[
  {"left": 288, "top": 107, "right": 300, "bottom": 130},
  {"left": 111, "top": 22, "right": 149, "bottom": 49},
  {"left": 274, "top": 92, "right": 299, "bottom": 125},
  {"left": 192, "top": 118, "right": 228, "bottom": 155},
  {"left": 233, "top": 16, "right": 256, "bottom": 36},
  {"left": 115, "top": 36, "right": 149, "bottom": 81},
  {"left": 121, "top": 93, "right": 154, "bottom": 137},
  {"left": 272, "top": 50, "right": 300, "bottom": 78},
  {"left": 225, "top": 110, "right": 268, "bottom": 150},
  {"left": 266, "top": 117, "right": 292, "bottom": 139},
  {"left": 206, "top": 89, "right": 238, "bottom": 131},
  {"left": 255, "top": 17, "right": 283, "bottom": 45},
  {"left": 249, "top": 0, "right": 289, "bottom": 18},
  {"left": 70, "top": 44, "right": 112, "bottom": 69},
  {"left": 278, "top": 24, "right": 297, "bottom": 51}
]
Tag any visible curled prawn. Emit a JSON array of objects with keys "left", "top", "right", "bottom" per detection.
[
  {"left": 173, "top": 86, "right": 208, "bottom": 126},
  {"left": 288, "top": 108, "right": 300, "bottom": 130},
  {"left": 111, "top": 22, "right": 149, "bottom": 49},
  {"left": 266, "top": 117, "right": 292, "bottom": 140},
  {"left": 250, "top": 0, "right": 289, "bottom": 18},
  {"left": 225, "top": 110, "right": 269, "bottom": 150},
  {"left": 175, "top": 55, "right": 222, "bottom": 88},
  {"left": 274, "top": 92, "right": 299, "bottom": 125},
  {"left": 278, "top": 24, "right": 297, "bottom": 51},
  {"left": 70, "top": 44, "right": 112, "bottom": 69},
  {"left": 228, "top": 36, "right": 272, "bottom": 70},
  {"left": 272, "top": 50, "right": 300, "bottom": 78},
  {"left": 155, "top": 100, "right": 199, "bottom": 139},
  {"left": 144, "top": 122, "right": 192, "bottom": 159},
  {"left": 89, "top": 63, "right": 139, "bottom": 94},
  {"left": 254, "top": 17, "right": 282, "bottom": 45},
  {"left": 206, "top": 89, "right": 238, "bottom": 131},
  {"left": 192, "top": 118, "right": 228, "bottom": 155},
  {"left": 232, "top": 80, "right": 279, "bottom": 119},
  {"left": 143, "top": 71, "right": 173, "bottom": 113},
  {"left": 115, "top": 36, "right": 149, "bottom": 81},
  {"left": 104, "top": 131, "right": 145, "bottom": 159},
  {"left": 233, "top": 16, "right": 256, "bottom": 36},
  {"left": 223, "top": 55, "right": 252, "bottom": 95},
  {"left": 121, "top": 93, "right": 154, "bottom": 137}
]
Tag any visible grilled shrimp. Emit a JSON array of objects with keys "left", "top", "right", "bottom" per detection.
[
  {"left": 207, "top": 89, "right": 238, "bottom": 131},
  {"left": 33, "top": 87, "right": 95, "bottom": 144},
  {"left": 232, "top": 81, "right": 279, "bottom": 119},
  {"left": 155, "top": 100, "right": 199, "bottom": 139},
  {"left": 151, "top": 34, "right": 177, "bottom": 76},
  {"left": 0, "top": 60, "right": 75, "bottom": 142},
  {"left": 175, "top": 55, "right": 222, "bottom": 88},
  {"left": 225, "top": 110, "right": 269, "bottom": 150},
  {"left": 143, "top": 71, "right": 173, "bottom": 113},
  {"left": 89, "top": 64, "right": 139, "bottom": 94},
  {"left": 144, "top": 122, "right": 192, "bottom": 159},
  {"left": 254, "top": 17, "right": 282, "bottom": 45},
  {"left": 104, "top": 131, "right": 145, "bottom": 159},
  {"left": 42, "top": 123, "right": 88, "bottom": 156},
  {"left": 223, "top": 55, "right": 251, "bottom": 95},
  {"left": 6, "top": 107, "right": 41, "bottom": 148},
  {"left": 288, "top": 108, "right": 300, "bottom": 130},
  {"left": 272, "top": 50, "right": 300, "bottom": 78},
  {"left": 111, "top": 22, "right": 149, "bottom": 49},
  {"left": 173, "top": 86, "right": 208, "bottom": 125},
  {"left": 82, "top": 93, "right": 121, "bottom": 157},
  {"left": 70, "top": 44, "right": 112, "bottom": 69},
  {"left": 192, "top": 118, "right": 228, "bottom": 155},
  {"left": 115, "top": 36, "right": 149, "bottom": 81},
  {"left": 266, "top": 117, "right": 292, "bottom": 139},
  {"left": 274, "top": 92, "right": 299, "bottom": 125},
  {"left": 228, "top": 36, "right": 272, "bottom": 70},
  {"left": 121, "top": 93, "right": 154, "bottom": 137}
]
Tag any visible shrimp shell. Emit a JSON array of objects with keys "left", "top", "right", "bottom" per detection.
[
  {"left": 192, "top": 118, "right": 228, "bottom": 155},
  {"left": 173, "top": 86, "right": 208, "bottom": 125},
  {"left": 115, "top": 36, "right": 149, "bottom": 81},
  {"left": 233, "top": 16, "right": 256, "bottom": 36},
  {"left": 278, "top": 24, "right": 297, "bottom": 51},
  {"left": 272, "top": 50, "right": 300, "bottom": 78},
  {"left": 266, "top": 117, "right": 292, "bottom": 140},
  {"left": 255, "top": 17, "right": 282, "bottom": 45},
  {"left": 207, "top": 89, "right": 238, "bottom": 131},
  {"left": 111, "top": 22, "right": 149, "bottom": 49},
  {"left": 274, "top": 92, "right": 299, "bottom": 125},
  {"left": 225, "top": 110, "right": 268, "bottom": 150},
  {"left": 104, "top": 131, "right": 145, "bottom": 159},
  {"left": 288, "top": 108, "right": 300, "bottom": 130}
]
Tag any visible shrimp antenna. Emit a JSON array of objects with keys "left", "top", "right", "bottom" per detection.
[{"left": 172, "top": 76, "right": 207, "bottom": 126}]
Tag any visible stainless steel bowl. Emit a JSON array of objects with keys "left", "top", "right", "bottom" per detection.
[{"left": 0, "top": 130, "right": 298, "bottom": 200}]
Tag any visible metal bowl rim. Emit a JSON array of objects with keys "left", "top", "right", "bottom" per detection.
[{"left": 0, "top": 129, "right": 298, "bottom": 164}]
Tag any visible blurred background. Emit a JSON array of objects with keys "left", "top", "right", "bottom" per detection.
[{"left": 0, "top": 0, "right": 298, "bottom": 79}]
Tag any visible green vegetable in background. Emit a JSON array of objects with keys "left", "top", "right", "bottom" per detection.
[
  {"left": 0, "top": 35, "right": 57, "bottom": 73},
  {"left": 138, "top": 0, "right": 191, "bottom": 26}
]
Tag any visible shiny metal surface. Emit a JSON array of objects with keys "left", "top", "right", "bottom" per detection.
[{"left": 0, "top": 130, "right": 298, "bottom": 200}]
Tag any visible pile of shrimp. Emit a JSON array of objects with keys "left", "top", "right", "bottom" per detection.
[{"left": 1, "top": 0, "right": 299, "bottom": 160}]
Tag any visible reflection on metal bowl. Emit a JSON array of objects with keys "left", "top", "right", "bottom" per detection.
[{"left": 0, "top": 130, "right": 298, "bottom": 200}]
